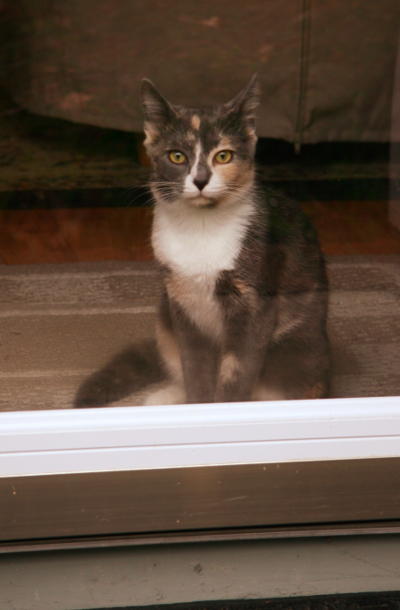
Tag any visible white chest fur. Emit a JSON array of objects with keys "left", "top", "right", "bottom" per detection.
[
  {"left": 152, "top": 201, "right": 253, "bottom": 338},
  {"left": 152, "top": 200, "right": 253, "bottom": 276}
]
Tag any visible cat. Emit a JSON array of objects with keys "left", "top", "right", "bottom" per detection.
[{"left": 75, "top": 75, "right": 330, "bottom": 408}]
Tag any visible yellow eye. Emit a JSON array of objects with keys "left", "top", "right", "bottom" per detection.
[
  {"left": 214, "top": 150, "right": 233, "bottom": 164},
  {"left": 168, "top": 151, "right": 187, "bottom": 164}
]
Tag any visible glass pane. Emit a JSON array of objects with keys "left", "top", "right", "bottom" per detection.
[{"left": 0, "top": 1, "right": 399, "bottom": 413}]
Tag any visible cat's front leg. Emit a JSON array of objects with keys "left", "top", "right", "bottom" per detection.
[
  {"left": 215, "top": 325, "right": 271, "bottom": 403},
  {"left": 214, "top": 276, "right": 275, "bottom": 403},
  {"left": 170, "top": 301, "right": 219, "bottom": 404}
]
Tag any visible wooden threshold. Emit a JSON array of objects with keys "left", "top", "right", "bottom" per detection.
[{"left": 2, "top": 520, "right": 400, "bottom": 555}]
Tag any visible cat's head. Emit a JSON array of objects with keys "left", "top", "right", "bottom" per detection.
[{"left": 141, "top": 76, "right": 260, "bottom": 209}]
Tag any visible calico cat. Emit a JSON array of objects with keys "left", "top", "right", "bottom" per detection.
[{"left": 75, "top": 76, "right": 330, "bottom": 408}]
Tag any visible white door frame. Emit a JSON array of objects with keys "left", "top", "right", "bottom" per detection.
[{"left": 1, "top": 396, "right": 400, "bottom": 478}]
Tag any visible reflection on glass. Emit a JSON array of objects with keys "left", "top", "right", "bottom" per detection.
[{"left": 0, "top": 2, "right": 399, "bottom": 412}]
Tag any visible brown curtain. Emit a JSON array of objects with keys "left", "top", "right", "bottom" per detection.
[{"left": 2, "top": 0, "right": 400, "bottom": 143}]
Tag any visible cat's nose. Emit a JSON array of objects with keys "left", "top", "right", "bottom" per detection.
[{"left": 193, "top": 177, "right": 209, "bottom": 191}]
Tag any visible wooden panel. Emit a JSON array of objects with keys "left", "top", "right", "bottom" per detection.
[
  {"left": 0, "top": 207, "right": 153, "bottom": 264},
  {"left": 0, "top": 201, "right": 399, "bottom": 264},
  {"left": 303, "top": 200, "right": 400, "bottom": 255},
  {"left": 2, "top": 458, "right": 400, "bottom": 544}
]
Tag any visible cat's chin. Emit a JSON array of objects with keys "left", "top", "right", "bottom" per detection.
[{"left": 183, "top": 195, "right": 218, "bottom": 209}]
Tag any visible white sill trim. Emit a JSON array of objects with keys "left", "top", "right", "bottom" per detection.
[{"left": 1, "top": 396, "right": 399, "bottom": 478}]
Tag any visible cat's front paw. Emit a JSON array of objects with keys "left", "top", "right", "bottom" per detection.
[{"left": 144, "top": 383, "right": 186, "bottom": 406}]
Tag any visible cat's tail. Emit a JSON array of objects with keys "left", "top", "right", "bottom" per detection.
[{"left": 74, "top": 338, "right": 166, "bottom": 408}]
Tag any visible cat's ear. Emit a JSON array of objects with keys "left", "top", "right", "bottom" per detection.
[
  {"left": 141, "top": 79, "right": 175, "bottom": 126},
  {"left": 224, "top": 74, "right": 260, "bottom": 128}
]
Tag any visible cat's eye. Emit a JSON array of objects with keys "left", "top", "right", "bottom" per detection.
[
  {"left": 168, "top": 151, "right": 187, "bottom": 165},
  {"left": 214, "top": 150, "right": 233, "bottom": 164}
]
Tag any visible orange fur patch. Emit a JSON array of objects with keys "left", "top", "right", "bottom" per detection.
[
  {"left": 191, "top": 114, "right": 201, "bottom": 130},
  {"left": 143, "top": 121, "right": 158, "bottom": 146},
  {"left": 208, "top": 139, "right": 254, "bottom": 188},
  {"left": 219, "top": 352, "right": 241, "bottom": 383},
  {"left": 217, "top": 160, "right": 253, "bottom": 188},
  {"left": 234, "top": 280, "right": 259, "bottom": 310}
]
